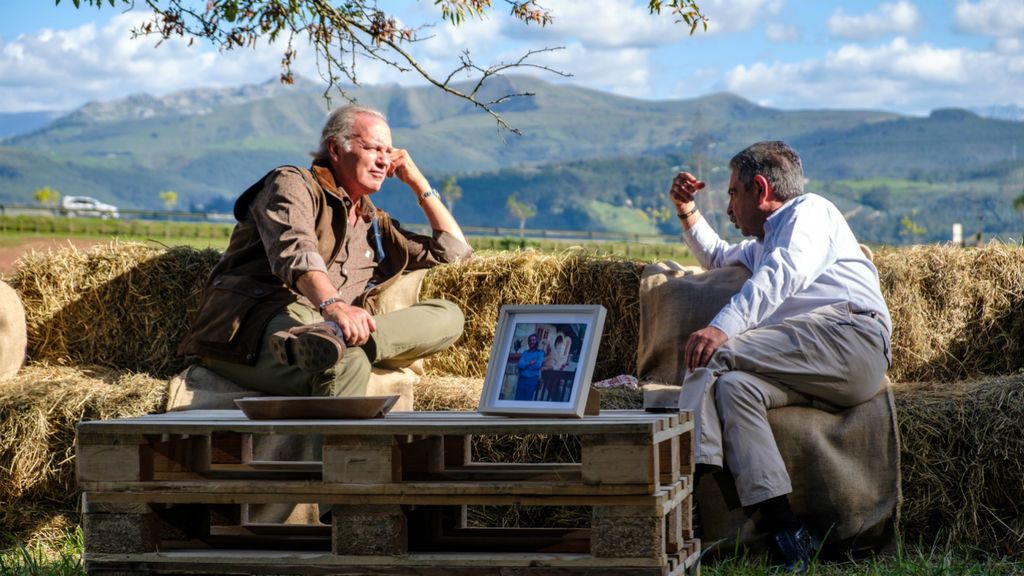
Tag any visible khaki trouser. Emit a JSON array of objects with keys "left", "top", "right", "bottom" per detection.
[
  {"left": 679, "top": 302, "right": 889, "bottom": 507},
  {"left": 203, "top": 298, "right": 464, "bottom": 397}
]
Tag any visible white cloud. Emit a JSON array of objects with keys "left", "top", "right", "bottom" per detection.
[
  {"left": 828, "top": 1, "right": 921, "bottom": 40},
  {"left": 501, "top": 0, "right": 782, "bottom": 48},
  {"left": 416, "top": 10, "right": 504, "bottom": 57},
  {"left": 995, "top": 36, "right": 1023, "bottom": 52},
  {"left": 765, "top": 22, "right": 800, "bottom": 42},
  {"left": 0, "top": 12, "right": 315, "bottom": 112},
  {"left": 955, "top": 0, "right": 1024, "bottom": 37},
  {"left": 696, "top": 0, "right": 785, "bottom": 36},
  {"left": 502, "top": 0, "right": 687, "bottom": 48},
  {"left": 517, "top": 42, "right": 652, "bottom": 96},
  {"left": 721, "top": 37, "right": 1023, "bottom": 113}
]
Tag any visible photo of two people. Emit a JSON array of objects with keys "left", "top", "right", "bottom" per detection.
[{"left": 498, "top": 322, "right": 587, "bottom": 403}]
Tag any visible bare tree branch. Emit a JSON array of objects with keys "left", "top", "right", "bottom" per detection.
[{"left": 58, "top": 0, "right": 708, "bottom": 135}]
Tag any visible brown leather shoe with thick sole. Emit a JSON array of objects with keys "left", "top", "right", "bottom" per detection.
[{"left": 269, "top": 322, "right": 346, "bottom": 373}]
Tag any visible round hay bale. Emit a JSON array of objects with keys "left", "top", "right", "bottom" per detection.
[{"left": 0, "top": 279, "right": 27, "bottom": 381}]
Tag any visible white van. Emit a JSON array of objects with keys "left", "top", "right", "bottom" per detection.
[{"left": 61, "top": 196, "right": 120, "bottom": 219}]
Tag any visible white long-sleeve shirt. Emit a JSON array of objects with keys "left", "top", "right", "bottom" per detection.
[{"left": 683, "top": 193, "right": 892, "bottom": 344}]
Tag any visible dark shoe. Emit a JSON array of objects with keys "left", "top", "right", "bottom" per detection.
[
  {"left": 772, "top": 525, "right": 821, "bottom": 573},
  {"left": 269, "top": 322, "right": 345, "bottom": 373}
]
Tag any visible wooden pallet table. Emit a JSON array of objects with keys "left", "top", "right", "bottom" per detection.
[{"left": 77, "top": 409, "right": 699, "bottom": 575}]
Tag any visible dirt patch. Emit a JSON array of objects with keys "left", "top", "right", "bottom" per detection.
[{"left": 0, "top": 239, "right": 101, "bottom": 277}]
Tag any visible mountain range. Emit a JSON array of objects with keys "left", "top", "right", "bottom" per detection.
[{"left": 1, "top": 75, "right": 1022, "bottom": 245}]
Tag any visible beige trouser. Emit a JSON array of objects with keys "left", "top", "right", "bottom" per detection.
[
  {"left": 679, "top": 302, "right": 889, "bottom": 507},
  {"left": 203, "top": 299, "right": 464, "bottom": 397}
]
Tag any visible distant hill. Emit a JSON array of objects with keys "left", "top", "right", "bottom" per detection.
[
  {"left": 972, "top": 104, "right": 1024, "bottom": 122},
  {"left": 0, "top": 76, "right": 1021, "bottom": 245}
]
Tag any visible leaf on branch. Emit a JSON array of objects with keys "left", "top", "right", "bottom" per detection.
[
  {"left": 647, "top": 0, "right": 708, "bottom": 34},
  {"left": 435, "top": 0, "right": 492, "bottom": 27},
  {"left": 509, "top": 1, "right": 553, "bottom": 26}
]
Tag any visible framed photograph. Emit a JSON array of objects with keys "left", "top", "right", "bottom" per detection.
[{"left": 478, "top": 304, "right": 606, "bottom": 418}]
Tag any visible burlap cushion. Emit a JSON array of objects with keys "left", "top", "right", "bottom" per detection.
[
  {"left": 637, "top": 262, "right": 750, "bottom": 384},
  {"left": 637, "top": 260, "right": 899, "bottom": 556}
]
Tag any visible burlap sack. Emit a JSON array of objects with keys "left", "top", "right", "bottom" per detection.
[
  {"left": 696, "top": 384, "right": 899, "bottom": 557},
  {"left": 366, "top": 268, "right": 429, "bottom": 375},
  {"left": 367, "top": 268, "right": 429, "bottom": 315},
  {"left": 166, "top": 364, "right": 416, "bottom": 412},
  {"left": 637, "top": 261, "right": 900, "bottom": 557},
  {"left": 0, "top": 280, "right": 27, "bottom": 381},
  {"left": 637, "top": 262, "right": 750, "bottom": 385}
]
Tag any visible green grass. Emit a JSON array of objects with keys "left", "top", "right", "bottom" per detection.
[
  {"left": 582, "top": 199, "right": 659, "bottom": 236},
  {"left": 471, "top": 236, "right": 694, "bottom": 263},
  {"left": 0, "top": 531, "right": 84, "bottom": 576},
  {"left": 0, "top": 215, "right": 234, "bottom": 250},
  {"left": 3, "top": 532, "right": 1022, "bottom": 576},
  {"left": 0, "top": 216, "right": 697, "bottom": 263}
]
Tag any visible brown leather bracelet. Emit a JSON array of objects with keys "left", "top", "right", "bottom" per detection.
[{"left": 677, "top": 205, "right": 699, "bottom": 219}]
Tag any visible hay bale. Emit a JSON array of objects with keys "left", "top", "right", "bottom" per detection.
[
  {"left": 414, "top": 375, "right": 482, "bottom": 412},
  {"left": 894, "top": 372, "right": 1024, "bottom": 554},
  {"left": 0, "top": 279, "right": 27, "bottom": 381},
  {"left": 876, "top": 243, "right": 1024, "bottom": 383},
  {"left": 0, "top": 363, "right": 167, "bottom": 541},
  {"left": 9, "top": 242, "right": 219, "bottom": 376},
  {"left": 421, "top": 250, "right": 644, "bottom": 380}
]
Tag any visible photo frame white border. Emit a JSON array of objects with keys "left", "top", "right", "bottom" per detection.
[{"left": 478, "top": 304, "right": 607, "bottom": 418}]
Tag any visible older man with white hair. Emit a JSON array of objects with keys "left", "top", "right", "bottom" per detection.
[{"left": 180, "top": 104, "right": 472, "bottom": 397}]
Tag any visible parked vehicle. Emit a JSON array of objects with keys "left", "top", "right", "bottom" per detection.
[{"left": 61, "top": 196, "right": 120, "bottom": 219}]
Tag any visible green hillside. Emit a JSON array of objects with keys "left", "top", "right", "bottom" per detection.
[
  {"left": 1, "top": 76, "right": 1022, "bottom": 245},
  {"left": 373, "top": 153, "right": 1022, "bottom": 245},
  {"left": 794, "top": 108, "right": 1024, "bottom": 179}
]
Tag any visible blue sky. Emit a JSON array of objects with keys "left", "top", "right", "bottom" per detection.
[{"left": 1, "top": 1, "right": 1022, "bottom": 115}]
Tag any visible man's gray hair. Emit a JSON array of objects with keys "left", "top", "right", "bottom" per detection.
[
  {"left": 729, "top": 141, "right": 804, "bottom": 201},
  {"left": 310, "top": 104, "right": 387, "bottom": 163}
]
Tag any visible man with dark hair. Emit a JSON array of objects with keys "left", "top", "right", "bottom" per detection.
[
  {"left": 180, "top": 104, "right": 472, "bottom": 397},
  {"left": 515, "top": 334, "right": 545, "bottom": 401},
  {"left": 667, "top": 141, "right": 891, "bottom": 572}
]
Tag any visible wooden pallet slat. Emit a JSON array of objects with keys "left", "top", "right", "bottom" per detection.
[{"left": 78, "top": 409, "right": 697, "bottom": 576}]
